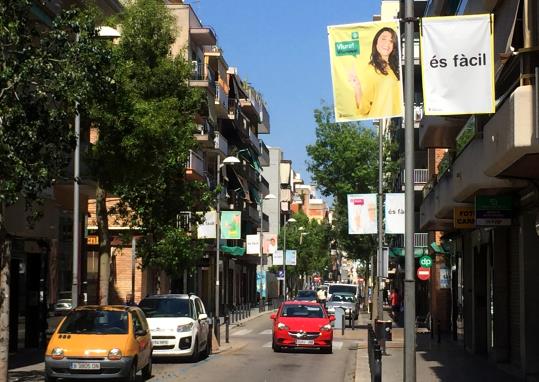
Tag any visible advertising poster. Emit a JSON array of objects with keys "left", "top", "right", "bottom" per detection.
[
  {"left": 220, "top": 211, "right": 241, "bottom": 239},
  {"left": 246, "top": 234, "right": 260, "bottom": 255},
  {"left": 347, "top": 194, "right": 378, "bottom": 234},
  {"left": 256, "top": 271, "right": 267, "bottom": 298},
  {"left": 262, "top": 233, "right": 278, "bottom": 254},
  {"left": 328, "top": 20, "right": 403, "bottom": 122},
  {"left": 420, "top": 14, "right": 495, "bottom": 115},
  {"left": 197, "top": 211, "right": 216, "bottom": 239},
  {"left": 385, "top": 193, "right": 405, "bottom": 234},
  {"left": 273, "top": 250, "right": 284, "bottom": 266}
]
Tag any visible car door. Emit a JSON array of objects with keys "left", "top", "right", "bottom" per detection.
[
  {"left": 194, "top": 298, "right": 209, "bottom": 347},
  {"left": 131, "top": 310, "right": 150, "bottom": 369},
  {"left": 136, "top": 309, "right": 152, "bottom": 361}
]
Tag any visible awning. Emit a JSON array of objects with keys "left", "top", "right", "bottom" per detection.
[
  {"left": 249, "top": 186, "right": 261, "bottom": 205},
  {"left": 220, "top": 245, "right": 245, "bottom": 257},
  {"left": 230, "top": 167, "right": 251, "bottom": 202},
  {"left": 430, "top": 242, "right": 448, "bottom": 254},
  {"left": 389, "top": 247, "right": 428, "bottom": 258},
  {"left": 238, "top": 148, "right": 261, "bottom": 173}
]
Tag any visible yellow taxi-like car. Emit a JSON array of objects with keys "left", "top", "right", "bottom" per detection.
[{"left": 45, "top": 305, "right": 152, "bottom": 382}]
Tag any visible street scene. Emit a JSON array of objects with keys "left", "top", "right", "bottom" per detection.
[{"left": 2, "top": 0, "right": 539, "bottom": 382}]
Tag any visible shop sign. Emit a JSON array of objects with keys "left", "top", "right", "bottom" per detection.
[
  {"left": 453, "top": 207, "right": 475, "bottom": 229},
  {"left": 475, "top": 196, "right": 512, "bottom": 226},
  {"left": 419, "top": 255, "right": 433, "bottom": 268}
]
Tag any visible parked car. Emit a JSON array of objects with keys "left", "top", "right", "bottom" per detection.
[
  {"left": 326, "top": 293, "right": 360, "bottom": 320},
  {"left": 139, "top": 294, "right": 210, "bottom": 361},
  {"left": 45, "top": 305, "right": 152, "bottom": 382},
  {"left": 53, "top": 299, "right": 73, "bottom": 316},
  {"left": 327, "top": 283, "right": 361, "bottom": 302},
  {"left": 271, "top": 301, "right": 335, "bottom": 353},
  {"left": 294, "top": 290, "right": 317, "bottom": 302}
]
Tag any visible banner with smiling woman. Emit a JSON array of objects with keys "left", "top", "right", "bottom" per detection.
[{"left": 328, "top": 21, "right": 404, "bottom": 122}]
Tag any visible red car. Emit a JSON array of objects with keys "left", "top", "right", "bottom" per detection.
[{"left": 270, "top": 301, "right": 335, "bottom": 353}]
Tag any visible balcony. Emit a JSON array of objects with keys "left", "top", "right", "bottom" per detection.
[
  {"left": 419, "top": 184, "right": 454, "bottom": 231},
  {"left": 414, "top": 233, "right": 428, "bottom": 248},
  {"left": 395, "top": 169, "right": 429, "bottom": 192},
  {"left": 239, "top": 87, "right": 262, "bottom": 123},
  {"left": 258, "top": 101, "right": 270, "bottom": 134},
  {"left": 185, "top": 150, "right": 204, "bottom": 181},
  {"left": 483, "top": 85, "right": 539, "bottom": 178},
  {"left": 189, "top": 62, "right": 216, "bottom": 95},
  {"left": 214, "top": 80, "right": 228, "bottom": 118},
  {"left": 247, "top": 204, "right": 260, "bottom": 224},
  {"left": 259, "top": 140, "right": 270, "bottom": 166},
  {"left": 248, "top": 128, "right": 260, "bottom": 154},
  {"left": 194, "top": 119, "right": 215, "bottom": 148},
  {"left": 259, "top": 175, "right": 270, "bottom": 196},
  {"left": 213, "top": 131, "right": 228, "bottom": 157},
  {"left": 189, "top": 25, "right": 216, "bottom": 46},
  {"left": 419, "top": 115, "right": 469, "bottom": 149}
]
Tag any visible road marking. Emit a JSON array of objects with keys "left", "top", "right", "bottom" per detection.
[
  {"left": 333, "top": 341, "right": 343, "bottom": 350},
  {"left": 263, "top": 341, "right": 272, "bottom": 348},
  {"left": 231, "top": 329, "right": 252, "bottom": 336},
  {"left": 259, "top": 329, "right": 272, "bottom": 335}
]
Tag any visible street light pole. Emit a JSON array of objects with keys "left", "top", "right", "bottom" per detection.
[
  {"left": 258, "top": 193, "right": 276, "bottom": 310},
  {"left": 282, "top": 218, "right": 296, "bottom": 300}
]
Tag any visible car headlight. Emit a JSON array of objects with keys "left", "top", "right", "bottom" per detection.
[
  {"left": 51, "top": 348, "right": 64, "bottom": 360},
  {"left": 277, "top": 322, "right": 289, "bottom": 330},
  {"left": 177, "top": 322, "right": 194, "bottom": 333},
  {"left": 108, "top": 348, "right": 122, "bottom": 360},
  {"left": 320, "top": 324, "right": 332, "bottom": 332}
]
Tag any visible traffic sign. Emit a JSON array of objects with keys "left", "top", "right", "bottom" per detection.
[
  {"left": 419, "top": 255, "right": 433, "bottom": 268},
  {"left": 417, "top": 267, "right": 431, "bottom": 281}
]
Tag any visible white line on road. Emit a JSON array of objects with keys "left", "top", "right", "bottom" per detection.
[
  {"left": 333, "top": 341, "right": 343, "bottom": 350},
  {"left": 231, "top": 329, "right": 252, "bottom": 336},
  {"left": 263, "top": 341, "right": 272, "bottom": 348},
  {"left": 259, "top": 329, "right": 272, "bottom": 335}
]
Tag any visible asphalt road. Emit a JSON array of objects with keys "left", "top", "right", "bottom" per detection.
[{"left": 150, "top": 313, "right": 358, "bottom": 382}]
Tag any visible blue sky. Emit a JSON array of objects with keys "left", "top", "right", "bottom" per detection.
[{"left": 190, "top": 0, "right": 381, "bottom": 185}]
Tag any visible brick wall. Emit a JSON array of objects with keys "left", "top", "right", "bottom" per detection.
[{"left": 109, "top": 246, "right": 143, "bottom": 304}]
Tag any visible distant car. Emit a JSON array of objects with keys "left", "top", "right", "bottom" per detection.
[
  {"left": 326, "top": 293, "right": 360, "bottom": 320},
  {"left": 294, "top": 290, "right": 317, "bottom": 302},
  {"left": 327, "top": 283, "right": 361, "bottom": 302},
  {"left": 45, "top": 305, "right": 152, "bottom": 382},
  {"left": 53, "top": 299, "right": 73, "bottom": 316},
  {"left": 271, "top": 301, "right": 335, "bottom": 354},
  {"left": 139, "top": 294, "right": 210, "bottom": 361}
]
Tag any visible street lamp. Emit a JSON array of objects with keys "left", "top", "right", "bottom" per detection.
[
  {"left": 215, "top": 155, "right": 240, "bottom": 344},
  {"left": 258, "top": 193, "right": 276, "bottom": 311},
  {"left": 72, "top": 26, "right": 121, "bottom": 308},
  {"left": 282, "top": 217, "right": 296, "bottom": 300}
]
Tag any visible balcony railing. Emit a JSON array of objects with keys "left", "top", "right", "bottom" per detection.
[
  {"left": 396, "top": 169, "right": 429, "bottom": 191},
  {"left": 213, "top": 131, "right": 228, "bottom": 156},
  {"left": 248, "top": 128, "right": 260, "bottom": 153},
  {"left": 185, "top": 150, "right": 204, "bottom": 178},
  {"left": 259, "top": 139, "right": 270, "bottom": 166},
  {"left": 414, "top": 233, "right": 428, "bottom": 248}
]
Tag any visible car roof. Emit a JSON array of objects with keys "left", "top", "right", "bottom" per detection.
[
  {"left": 74, "top": 305, "right": 133, "bottom": 312},
  {"left": 283, "top": 301, "right": 320, "bottom": 306},
  {"left": 141, "top": 294, "right": 194, "bottom": 300}
]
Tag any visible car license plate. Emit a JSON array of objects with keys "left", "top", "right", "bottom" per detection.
[
  {"left": 296, "top": 339, "right": 314, "bottom": 345},
  {"left": 70, "top": 362, "right": 100, "bottom": 370},
  {"left": 153, "top": 340, "right": 170, "bottom": 346}
]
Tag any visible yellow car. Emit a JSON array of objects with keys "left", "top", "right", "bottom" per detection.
[{"left": 45, "top": 305, "right": 152, "bottom": 382}]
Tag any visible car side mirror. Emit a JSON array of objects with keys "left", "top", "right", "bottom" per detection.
[
  {"left": 135, "top": 329, "right": 148, "bottom": 337},
  {"left": 198, "top": 313, "right": 208, "bottom": 321},
  {"left": 270, "top": 313, "right": 276, "bottom": 320},
  {"left": 329, "top": 315, "right": 336, "bottom": 322}
]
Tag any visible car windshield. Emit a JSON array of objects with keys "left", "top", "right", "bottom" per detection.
[
  {"left": 59, "top": 309, "right": 128, "bottom": 334},
  {"left": 281, "top": 304, "right": 324, "bottom": 318},
  {"left": 331, "top": 294, "right": 356, "bottom": 303},
  {"left": 139, "top": 298, "right": 191, "bottom": 318},
  {"left": 296, "top": 291, "right": 316, "bottom": 299},
  {"left": 329, "top": 285, "right": 357, "bottom": 295}
]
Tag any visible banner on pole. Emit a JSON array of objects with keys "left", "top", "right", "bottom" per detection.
[
  {"left": 348, "top": 194, "right": 377, "bottom": 234},
  {"left": 385, "top": 193, "right": 405, "bottom": 234},
  {"left": 220, "top": 211, "right": 241, "bottom": 239},
  {"left": 262, "top": 233, "right": 278, "bottom": 254},
  {"left": 328, "top": 21, "right": 403, "bottom": 122},
  {"left": 420, "top": 14, "right": 495, "bottom": 115},
  {"left": 272, "top": 250, "right": 296, "bottom": 266},
  {"left": 197, "top": 211, "right": 216, "bottom": 239},
  {"left": 246, "top": 234, "right": 260, "bottom": 255}
]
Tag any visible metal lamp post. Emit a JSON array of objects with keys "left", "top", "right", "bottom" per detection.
[
  {"left": 282, "top": 217, "right": 296, "bottom": 300},
  {"left": 215, "top": 155, "right": 240, "bottom": 344},
  {"left": 72, "top": 26, "right": 121, "bottom": 308},
  {"left": 258, "top": 193, "right": 276, "bottom": 310}
]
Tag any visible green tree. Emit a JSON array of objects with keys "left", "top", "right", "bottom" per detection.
[
  {"left": 0, "top": 2, "right": 113, "bottom": 376},
  {"left": 87, "top": 0, "right": 212, "bottom": 297}
]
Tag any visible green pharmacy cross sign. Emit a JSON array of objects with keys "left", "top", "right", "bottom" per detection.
[{"left": 419, "top": 255, "right": 433, "bottom": 268}]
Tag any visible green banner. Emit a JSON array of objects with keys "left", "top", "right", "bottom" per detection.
[{"left": 221, "top": 211, "right": 241, "bottom": 239}]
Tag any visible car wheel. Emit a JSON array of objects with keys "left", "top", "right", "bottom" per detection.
[
  {"left": 322, "top": 344, "right": 333, "bottom": 354},
  {"left": 124, "top": 359, "right": 137, "bottom": 382},
  {"left": 272, "top": 339, "right": 281, "bottom": 353},
  {"left": 142, "top": 355, "right": 152, "bottom": 380},
  {"left": 190, "top": 337, "right": 200, "bottom": 362}
]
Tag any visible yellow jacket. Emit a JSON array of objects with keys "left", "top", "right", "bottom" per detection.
[{"left": 355, "top": 63, "right": 402, "bottom": 119}]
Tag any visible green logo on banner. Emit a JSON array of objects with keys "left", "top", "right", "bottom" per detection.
[
  {"left": 335, "top": 40, "right": 360, "bottom": 57},
  {"left": 419, "top": 255, "right": 433, "bottom": 268}
]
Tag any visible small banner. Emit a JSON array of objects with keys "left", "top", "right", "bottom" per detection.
[
  {"left": 262, "top": 233, "right": 278, "bottom": 254},
  {"left": 348, "top": 194, "right": 377, "bottom": 234},
  {"left": 220, "top": 211, "right": 241, "bottom": 239},
  {"left": 385, "top": 193, "right": 405, "bottom": 234},
  {"left": 420, "top": 14, "right": 495, "bottom": 115},
  {"left": 197, "top": 211, "right": 216, "bottom": 239},
  {"left": 328, "top": 21, "right": 403, "bottom": 122},
  {"left": 246, "top": 234, "right": 260, "bottom": 255}
]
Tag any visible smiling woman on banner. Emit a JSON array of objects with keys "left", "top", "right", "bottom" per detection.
[{"left": 348, "top": 27, "right": 402, "bottom": 118}]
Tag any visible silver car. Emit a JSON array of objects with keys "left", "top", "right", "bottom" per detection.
[{"left": 325, "top": 293, "right": 359, "bottom": 320}]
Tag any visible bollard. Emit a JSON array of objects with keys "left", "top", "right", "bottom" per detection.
[
  {"left": 373, "top": 344, "right": 382, "bottom": 382},
  {"left": 214, "top": 316, "right": 221, "bottom": 346},
  {"left": 341, "top": 313, "right": 345, "bottom": 336},
  {"left": 225, "top": 315, "right": 230, "bottom": 343},
  {"left": 208, "top": 316, "right": 214, "bottom": 354}
]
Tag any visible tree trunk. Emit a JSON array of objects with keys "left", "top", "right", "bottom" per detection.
[
  {"left": 0, "top": 203, "right": 11, "bottom": 380},
  {"left": 96, "top": 184, "right": 111, "bottom": 305}
]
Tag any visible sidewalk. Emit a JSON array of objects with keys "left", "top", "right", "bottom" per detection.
[
  {"left": 354, "top": 309, "right": 523, "bottom": 382},
  {"left": 8, "top": 306, "right": 274, "bottom": 382}
]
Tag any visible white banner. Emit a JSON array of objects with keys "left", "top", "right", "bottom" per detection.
[
  {"left": 246, "top": 234, "right": 260, "bottom": 255},
  {"left": 273, "top": 250, "right": 283, "bottom": 266},
  {"left": 197, "top": 211, "right": 216, "bottom": 239},
  {"left": 348, "top": 194, "right": 377, "bottom": 234},
  {"left": 420, "top": 14, "right": 494, "bottom": 115},
  {"left": 272, "top": 250, "right": 296, "bottom": 265},
  {"left": 385, "top": 193, "right": 405, "bottom": 234}
]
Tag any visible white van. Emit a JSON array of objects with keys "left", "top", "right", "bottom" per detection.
[{"left": 328, "top": 283, "right": 361, "bottom": 301}]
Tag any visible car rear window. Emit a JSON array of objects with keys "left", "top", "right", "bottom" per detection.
[
  {"left": 139, "top": 298, "right": 191, "bottom": 318},
  {"left": 329, "top": 285, "right": 357, "bottom": 295},
  {"left": 59, "top": 310, "right": 128, "bottom": 334},
  {"left": 281, "top": 304, "right": 324, "bottom": 318},
  {"left": 297, "top": 291, "right": 316, "bottom": 298}
]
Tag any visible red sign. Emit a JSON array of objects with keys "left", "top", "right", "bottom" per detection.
[
  {"left": 417, "top": 267, "right": 431, "bottom": 281},
  {"left": 313, "top": 276, "right": 321, "bottom": 282}
]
